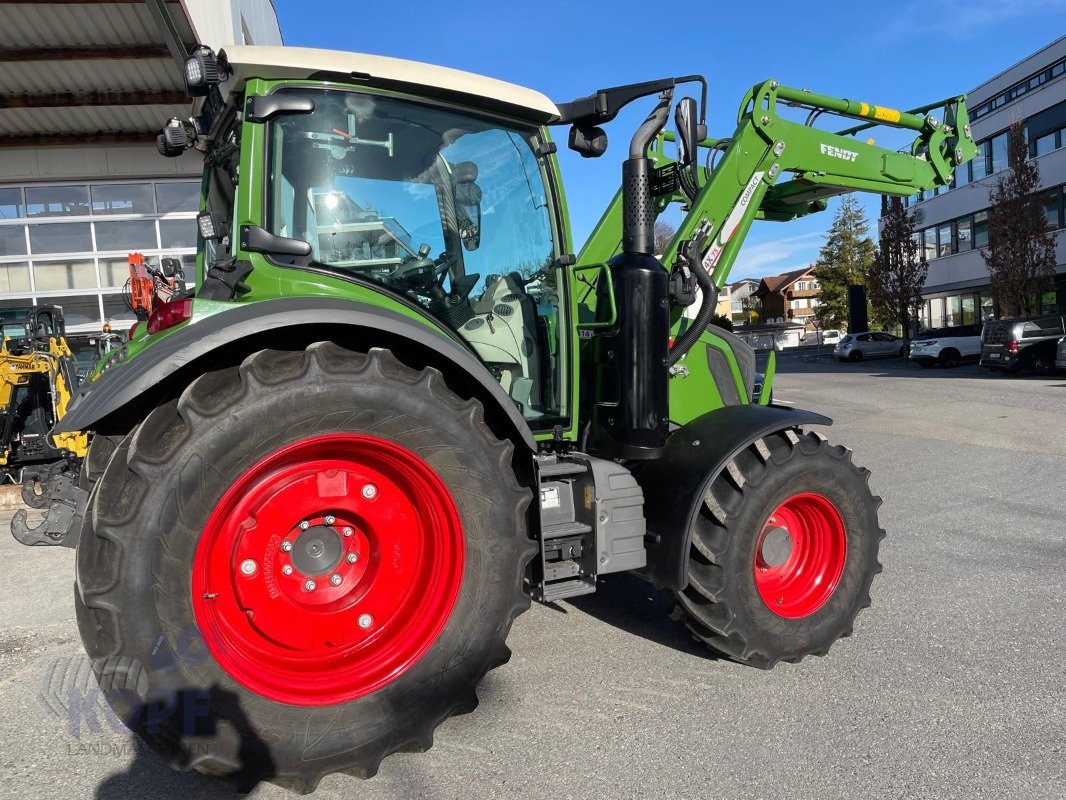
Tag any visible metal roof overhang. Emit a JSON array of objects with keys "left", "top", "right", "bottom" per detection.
[{"left": 0, "top": 0, "right": 197, "bottom": 148}]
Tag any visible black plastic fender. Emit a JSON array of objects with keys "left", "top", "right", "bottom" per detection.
[
  {"left": 53, "top": 297, "right": 536, "bottom": 450},
  {"left": 635, "top": 404, "right": 832, "bottom": 590}
]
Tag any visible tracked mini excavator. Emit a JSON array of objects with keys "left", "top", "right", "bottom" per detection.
[{"left": 15, "top": 45, "right": 976, "bottom": 791}]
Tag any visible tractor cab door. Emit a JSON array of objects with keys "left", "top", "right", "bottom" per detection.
[{"left": 263, "top": 87, "right": 569, "bottom": 430}]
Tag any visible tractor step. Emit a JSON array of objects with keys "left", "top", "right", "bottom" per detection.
[{"left": 530, "top": 453, "right": 647, "bottom": 603}]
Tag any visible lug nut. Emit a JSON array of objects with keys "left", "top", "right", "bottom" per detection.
[
  {"left": 330, "top": 574, "right": 342, "bottom": 586},
  {"left": 281, "top": 540, "right": 293, "bottom": 552},
  {"left": 324, "top": 514, "right": 336, "bottom": 525},
  {"left": 342, "top": 527, "right": 353, "bottom": 537},
  {"left": 282, "top": 565, "right": 293, "bottom": 576},
  {"left": 303, "top": 579, "right": 316, "bottom": 592},
  {"left": 239, "top": 559, "right": 257, "bottom": 576},
  {"left": 299, "top": 520, "right": 310, "bottom": 530},
  {"left": 346, "top": 552, "right": 358, "bottom": 564},
  {"left": 362, "top": 484, "right": 378, "bottom": 500},
  {"left": 358, "top": 613, "right": 373, "bottom": 629}
]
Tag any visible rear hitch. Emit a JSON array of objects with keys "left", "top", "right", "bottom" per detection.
[{"left": 10, "top": 472, "right": 88, "bottom": 548}]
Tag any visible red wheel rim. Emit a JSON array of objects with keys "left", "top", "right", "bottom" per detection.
[
  {"left": 191, "top": 433, "right": 464, "bottom": 706},
  {"left": 753, "top": 492, "right": 846, "bottom": 619}
]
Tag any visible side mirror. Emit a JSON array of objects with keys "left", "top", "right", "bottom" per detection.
[
  {"left": 675, "top": 97, "right": 701, "bottom": 200},
  {"left": 675, "top": 97, "right": 699, "bottom": 169},
  {"left": 568, "top": 125, "right": 608, "bottom": 158},
  {"left": 452, "top": 161, "right": 482, "bottom": 252}
]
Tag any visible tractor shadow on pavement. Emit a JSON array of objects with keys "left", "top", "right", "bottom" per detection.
[
  {"left": 94, "top": 686, "right": 273, "bottom": 799},
  {"left": 565, "top": 572, "right": 721, "bottom": 661}
]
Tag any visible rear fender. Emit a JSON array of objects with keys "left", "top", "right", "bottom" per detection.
[
  {"left": 634, "top": 404, "right": 831, "bottom": 590},
  {"left": 54, "top": 297, "right": 536, "bottom": 451}
]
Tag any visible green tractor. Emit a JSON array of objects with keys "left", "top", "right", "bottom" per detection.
[{"left": 18, "top": 45, "right": 976, "bottom": 791}]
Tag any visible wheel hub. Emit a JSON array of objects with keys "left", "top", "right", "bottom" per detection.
[
  {"left": 291, "top": 525, "right": 343, "bottom": 576},
  {"left": 754, "top": 492, "right": 847, "bottom": 619},
  {"left": 191, "top": 433, "right": 465, "bottom": 706},
  {"left": 759, "top": 526, "right": 792, "bottom": 568}
]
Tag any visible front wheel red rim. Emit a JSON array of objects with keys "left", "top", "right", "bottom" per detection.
[
  {"left": 191, "top": 433, "right": 464, "bottom": 706},
  {"left": 753, "top": 492, "right": 847, "bottom": 619}
]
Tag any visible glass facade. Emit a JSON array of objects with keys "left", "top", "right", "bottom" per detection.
[{"left": 0, "top": 179, "right": 199, "bottom": 333}]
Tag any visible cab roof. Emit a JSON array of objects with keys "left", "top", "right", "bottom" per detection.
[{"left": 219, "top": 46, "right": 561, "bottom": 124}]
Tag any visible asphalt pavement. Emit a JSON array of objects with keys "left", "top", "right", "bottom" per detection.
[{"left": 0, "top": 354, "right": 1063, "bottom": 800}]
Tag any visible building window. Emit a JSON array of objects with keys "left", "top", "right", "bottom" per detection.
[
  {"left": 956, "top": 216, "right": 972, "bottom": 251},
  {"left": 973, "top": 210, "right": 989, "bottom": 248},
  {"left": 955, "top": 162, "right": 971, "bottom": 187},
  {"left": 961, "top": 295, "right": 977, "bottom": 325},
  {"left": 989, "top": 131, "right": 1009, "bottom": 175},
  {"left": 921, "top": 228, "right": 936, "bottom": 261},
  {"left": 0, "top": 262, "right": 30, "bottom": 293},
  {"left": 1043, "top": 188, "right": 1063, "bottom": 229},
  {"left": 0, "top": 225, "right": 26, "bottom": 256},
  {"left": 32, "top": 259, "right": 97, "bottom": 291},
  {"left": 980, "top": 292, "right": 995, "bottom": 319},
  {"left": 937, "top": 223, "right": 952, "bottom": 257},
  {"left": 29, "top": 222, "right": 92, "bottom": 255},
  {"left": 946, "top": 295, "right": 961, "bottom": 326},
  {"left": 91, "top": 184, "right": 156, "bottom": 216},
  {"left": 155, "top": 181, "right": 200, "bottom": 214},
  {"left": 94, "top": 220, "right": 158, "bottom": 251},
  {"left": 159, "top": 219, "right": 196, "bottom": 248},
  {"left": 0, "top": 187, "right": 23, "bottom": 219},
  {"left": 24, "top": 185, "right": 90, "bottom": 218},
  {"left": 1033, "top": 130, "right": 1059, "bottom": 157},
  {"left": 929, "top": 297, "right": 945, "bottom": 328},
  {"left": 0, "top": 179, "right": 199, "bottom": 332}
]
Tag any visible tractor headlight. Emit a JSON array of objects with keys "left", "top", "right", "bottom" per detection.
[{"left": 184, "top": 46, "right": 220, "bottom": 97}]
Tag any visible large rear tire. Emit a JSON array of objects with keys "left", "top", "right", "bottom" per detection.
[
  {"left": 75, "top": 344, "right": 534, "bottom": 792},
  {"left": 671, "top": 429, "right": 884, "bottom": 668}
]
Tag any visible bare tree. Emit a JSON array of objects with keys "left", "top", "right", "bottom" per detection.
[
  {"left": 982, "top": 121, "right": 1058, "bottom": 317},
  {"left": 870, "top": 196, "right": 927, "bottom": 341},
  {"left": 654, "top": 221, "right": 676, "bottom": 256}
]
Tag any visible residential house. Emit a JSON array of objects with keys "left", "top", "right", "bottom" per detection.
[
  {"left": 716, "top": 278, "right": 760, "bottom": 323},
  {"left": 756, "top": 266, "right": 822, "bottom": 330}
]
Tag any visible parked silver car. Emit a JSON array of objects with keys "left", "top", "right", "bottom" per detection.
[{"left": 834, "top": 331, "right": 905, "bottom": 362}]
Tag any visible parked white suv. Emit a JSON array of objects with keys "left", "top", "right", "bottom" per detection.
[{"left": 909, "top": 323, "right": 983, "bottom": 368}]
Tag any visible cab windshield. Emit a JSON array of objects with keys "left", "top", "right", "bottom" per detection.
[{"left": 267, "top": 88, "right": 564, "bottom": 423}]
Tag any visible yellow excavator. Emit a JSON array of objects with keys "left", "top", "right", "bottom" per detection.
[{"left": 1, "top": 306, "right": 89, "bottom": 545}]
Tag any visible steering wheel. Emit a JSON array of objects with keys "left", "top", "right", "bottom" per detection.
[{"left": 388, "top": 252, "right": 452, "bottom": 296}]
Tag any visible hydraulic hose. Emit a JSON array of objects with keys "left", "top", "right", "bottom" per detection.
[{"left": 668, "top": 234, "right": 718, "bottom": 367}]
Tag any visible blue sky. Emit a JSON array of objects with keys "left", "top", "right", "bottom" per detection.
[{"left": 275, "top": 0, "right": 1066, "bottom": 281}]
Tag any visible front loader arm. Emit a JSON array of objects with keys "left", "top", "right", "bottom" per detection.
[{"left": 579, "top": 81, "right": 977, "bottom": 297}]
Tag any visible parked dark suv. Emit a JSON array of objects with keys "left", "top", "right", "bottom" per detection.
[{"left": 980, "top": 315, "right": 1066, "bottom": 375}]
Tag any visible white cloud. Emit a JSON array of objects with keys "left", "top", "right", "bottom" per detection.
[
  {"left": 732, "top": 231, "right": 824, "bottom": 280},
  {"left": 877, "top": 0, "right": 1066, "bottom": 41}
]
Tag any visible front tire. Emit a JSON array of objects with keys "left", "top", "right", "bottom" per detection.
[
  {"left": 671, "top": 430, "right": 884, "bottom": 668},
  {"left": 75, "top": 344, "right": 534, "bottom": 791}
]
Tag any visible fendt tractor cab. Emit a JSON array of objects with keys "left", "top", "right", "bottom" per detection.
[{"left": 15, "top": 45, "right": 976, "bottom": 791}]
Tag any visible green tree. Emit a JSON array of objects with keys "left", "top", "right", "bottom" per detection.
[
  {"left": 870, "top": 196, "right": 927, "bottom": 341},
  {"left": 812, "top": 195, "right": 876, "bottom": 329},
  {"left": 982, "top": 121, "right": 1058, "bottom": 317}
]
